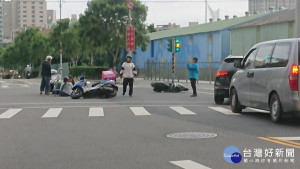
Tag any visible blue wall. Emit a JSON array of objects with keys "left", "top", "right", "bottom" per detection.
[{"left": 133, "top": 29, "right": 230, "bottom": 69}]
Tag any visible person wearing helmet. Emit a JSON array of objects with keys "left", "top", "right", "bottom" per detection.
[
  {"left": 120, "top": 54, "right": 137, "bottom": 97},
  {"left": 40, "top": 56, "right": 52, "bottom": 95},
  {"left": 25, "top": 65, "right": 31, "bottom": 79}
]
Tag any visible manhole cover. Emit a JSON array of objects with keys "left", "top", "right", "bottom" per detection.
[{"left": 166, "top": 132, "right": 217, "bottom": 139}]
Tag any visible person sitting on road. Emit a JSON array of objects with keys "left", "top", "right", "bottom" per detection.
[{"left": 60, "top": 77, "right": 73, "bottom": 96}]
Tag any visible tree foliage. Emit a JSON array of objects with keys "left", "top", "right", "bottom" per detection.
[{"left": 1, "top": 0, "right": 150, "bottom": 73}]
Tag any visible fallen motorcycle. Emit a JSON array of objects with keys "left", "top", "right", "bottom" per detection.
[
  {"left": 71, "top": 76, "right": 118, "bottom": 99},
  {"left": 50, "top": 69, "right": 61, "bottom": 92},
  {"left": 151, "top": 82, "right": 189, "bottom": 93}
]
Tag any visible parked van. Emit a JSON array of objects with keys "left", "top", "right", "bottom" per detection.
[{"left": 230, "top": 38, "right": 300, "bottom": 123}]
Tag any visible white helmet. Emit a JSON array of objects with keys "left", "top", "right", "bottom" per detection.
[{"left": 46, "top": 56, "right": 53, "bottom": 60}]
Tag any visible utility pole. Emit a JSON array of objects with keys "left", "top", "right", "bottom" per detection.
[
  {"left": 59, "top": 0, "right": 63, "bottom": 79},
  {"left": 205, "top": 0, "right": 207, "bottom": 23},
  {"left": 296, "top": 0, "right": 300, "bottom": 38}
]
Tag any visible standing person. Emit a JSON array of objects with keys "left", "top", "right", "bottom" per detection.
[
  {"left": 187, "top": 57, "right": 199, "bottom": 97},
  {"left": 40, "top": 56, "right": 52, "bottom": 95},
  {"left": 120, "top": 55, "right": 137, "bottom": 97}
]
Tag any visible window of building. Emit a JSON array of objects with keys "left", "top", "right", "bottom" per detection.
[
  {"left": 23, "top": 15, "right": 27, "bottom": 17},
  {"left": 32, "top": 6, "right": 35, "bottom": 9},
  {"left": 189, "top": 36, "right": 193, "bottom": 45},
  {"left": 32, "top": 11, "right": 35, "bottom": 13},
  {"left": 269, "top": 42, "right": 291, "bottom": 67},
  {"left": 39, "top": 11, "right": 43, "bottom": 13},
  {"left": 24, "top": 11, "right": 27, "bottom": 13},
  {"left": 40, "top": 20, "right": 43, "bottom": 22},
  {"left": 32, "top": 15, "right": 35, "bottom": 18},
  {"left": 23, "top": 20, "right": 27, "bottom": 22},
  {"left": 23, "top": 1, "right": 27, "bottom": 4},
  {"left": 32, "top": 20, "right": 35, "bottom": 23},
  {"left": 254, "top": 45, "right": 274, "bottom": 68},
  {"left": 32, "top": 2, "right": 35, "bottom": 4},
  {"left": 39, "top": 16, "right": 43, "bottom": 18}
]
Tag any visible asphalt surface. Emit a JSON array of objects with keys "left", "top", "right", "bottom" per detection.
[{"left": 0, "top": 78, "right": 299, "bottom": 169}]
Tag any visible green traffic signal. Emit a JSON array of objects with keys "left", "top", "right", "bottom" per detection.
[{"left": 175, "top": 38, "right": 180, "bottom": 52}]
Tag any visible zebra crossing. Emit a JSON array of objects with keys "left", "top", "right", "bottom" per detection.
[
  {"left": 170, "top": 160, "right": 211, "bottom": 169},
  {"left": 0, "top": 106, "right": 269, "bottom": 119}
]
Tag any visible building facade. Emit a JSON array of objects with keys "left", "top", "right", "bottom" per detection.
[
  {"left": 230, "top": 9, "right": 294, "bottom": 56},
  {"left": 0, "top": 0, "right": 3, "bottom": 43},
  {"left": 249, "top": 0, "right": 295, "bottom": 14},
  {"left": 1, "top": 0, "right": 48, "bottom": 44},
  {"left": 47, "top": 10, "right": 56, "bottom": 29},
  {"left": 70, "top": 14, "right": 77, "bottom": 26},
  {"left": 132, "top": 12, "right": 278, "bottom": 80}
]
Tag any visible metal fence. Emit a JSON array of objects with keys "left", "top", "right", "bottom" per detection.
[{"left": 140, "top": 62, "right": 222, "bottom": 83}]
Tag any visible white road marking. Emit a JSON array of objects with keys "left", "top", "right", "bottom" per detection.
[
  {"left": 248, "top": 108, "right": 269, "bottom": 113},
  {"left": 130, "top": 107, "right": 151, "bottom": 116},
  {"left": 275, "top": 137, "right": 300, "bottom": 141},
  {"left": 0, "top": 109, "right": 22, "bottom": 119},
  {"left": 197, "top": 91, "right": 213, "bottom": 95},
  {"left": 89, "top": 107, "right": 104, "bottom": 117},
  {"left": 209, "top": 107, "right": 240, "bottom": 115},
  {"left": 1, "top": 85, "right": 8, "bottom": 88},
  {"left": 170, "top": 160, "right": 211, "bottom": 169},
  {"left": 170, "top": 106, "right": 196, "bottom": 115},
  {"left": 42, "top": 108, "right": 63, "bottom": 118},
  {"left": 22, "top": 84, "right": 30, "bottom": 88}
]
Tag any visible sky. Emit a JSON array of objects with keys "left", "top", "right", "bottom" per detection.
[{"left": 47, "top": 0, "right": 249, "bottom": 27}]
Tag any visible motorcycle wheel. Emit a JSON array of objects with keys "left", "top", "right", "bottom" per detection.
[{"left": 71, "top": 87, "right": 83, "bottom": 99}]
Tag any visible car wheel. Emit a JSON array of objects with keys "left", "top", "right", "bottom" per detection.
[
  {"left": 230, "top": 88, "right": 242, "bottom": 113},
  {"left": 270, "top": 94, "right": 283, "bottom": 123},
  {"left": 214, "top": 95, "right": 224, "bottom": 105}
]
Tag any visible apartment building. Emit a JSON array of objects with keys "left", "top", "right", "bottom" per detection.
[{"left": 249, "top": 0, "right": 295, "bottom": 14}]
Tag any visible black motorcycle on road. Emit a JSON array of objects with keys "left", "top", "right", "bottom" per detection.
[
  {"left": 71, "top": 76, "right": 118, "bottom": 99},
  {"left": 151, "top": 82, "right": 189, "bottom": 93}
]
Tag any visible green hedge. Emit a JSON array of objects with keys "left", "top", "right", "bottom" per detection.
[{"left": 69, "top": 66, "right": 109, "bottom": 79}]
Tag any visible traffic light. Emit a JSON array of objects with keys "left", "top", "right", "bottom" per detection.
[
  {"left": 175, "top": 38, "right": 180, "bottom": 52},
  {"left": 167, "top": 39, "right": 173, "bottom": 52}
]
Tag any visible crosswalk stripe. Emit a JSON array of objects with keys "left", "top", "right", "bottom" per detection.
[
  {"left": 42, "top": 108, "right": 63, "bottom": 118},
  {"left": 170, "top": 160, "right": 211, "bottom": 169},
  {"left": 130, "top": 107, "right": 151, "bottom": 116},
  {"left": 248, "top": 108, "right": 269, "bottom": 113},
  {"left": 2, "top": 85, "right": 8, "bottom": 88},
  {"left": 0, "top": 109, "right": 22, "bottom": 119},
  {"left": 89, "top": 107, "right": 104, "bottom": 117},
  {"left": 170, "top": 106, "right": 196, "bottom": 115},
  {"left": 209, "top": 107, "right": 240, "bottom": 115}
]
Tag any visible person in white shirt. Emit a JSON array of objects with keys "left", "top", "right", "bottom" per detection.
[{"left": 120, "top": 55, "right": 137, "bottom": 96}]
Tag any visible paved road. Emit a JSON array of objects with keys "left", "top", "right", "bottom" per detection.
[{"left": 0, "top": 79, "right": 299, "bottom": 169}]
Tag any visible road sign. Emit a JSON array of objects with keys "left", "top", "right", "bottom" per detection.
[
  {"left": 126, "top": 26, "right": 135, "bottom": 52},
  {"left": 126, "top": 0, "right": 135, "bottom": 10}
]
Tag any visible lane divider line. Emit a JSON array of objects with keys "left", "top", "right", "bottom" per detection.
[{"left": 258, "top": 137, "right": 300, "bottom": 149}]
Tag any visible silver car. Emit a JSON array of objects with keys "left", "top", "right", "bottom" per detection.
[{"left": 230, "top": 38, "right": 300, "bottom": 123}]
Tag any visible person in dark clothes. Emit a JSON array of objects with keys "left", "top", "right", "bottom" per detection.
[
  {"left": 187, "top": 57, "right": 199, "bottom": 97},
  {"left": 120, "top": 55, "right": 137, "bottom": 97},
  {"left": 40, "top": 56, "right": 52, "bottom": 95}
]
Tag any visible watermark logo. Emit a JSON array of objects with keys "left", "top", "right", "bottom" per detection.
[{"left": 224, "top": 146, "right": 242, "bottom": 163}]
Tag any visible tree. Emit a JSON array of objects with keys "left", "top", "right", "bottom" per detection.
[
  {"left": 147, "top": 23, "right": 157, "bottom": 33},
  {"left": 78, "top": 0, "right": 150, "bottom": 67}
]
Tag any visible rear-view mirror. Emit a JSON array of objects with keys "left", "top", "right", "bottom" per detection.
[{"left": 234, "top": 60, "right": 242, "bottom": 69}]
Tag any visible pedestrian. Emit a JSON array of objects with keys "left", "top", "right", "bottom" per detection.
[
  {"left": 187, "top": 57, "right": 199, "bottom": 97},
  {"left": 40, "top": 56, "right": 52, "bottom": 95},
  {"left": 120, "top": 55, "right": 137, "bottom": 97}
]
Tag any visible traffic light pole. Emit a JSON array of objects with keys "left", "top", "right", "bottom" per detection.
[{"left": 172, "top": 37, "right": 175, "bottom": 84}]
